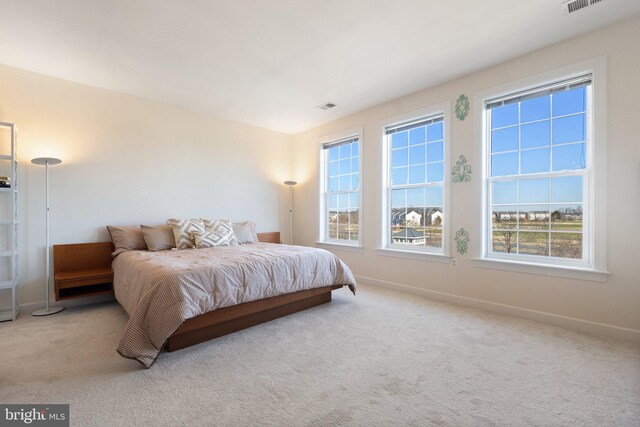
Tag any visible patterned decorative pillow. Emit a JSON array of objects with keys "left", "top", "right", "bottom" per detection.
[
  {"left": 166, "top": 218, "right": 205, "bottom": 249},
  {"left": 200, "top": 219, "right": 239, "bottom": 247}
]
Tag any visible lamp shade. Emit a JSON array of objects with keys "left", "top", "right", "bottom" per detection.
[{"left": 31, "top": 157, "right": 62, "bottom": 166}]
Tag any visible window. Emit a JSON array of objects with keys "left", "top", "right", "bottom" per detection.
[
  {"left": 319, "top": 135, "right": 361, "bottom": 245},
  {"left": 485, "top": 75, "right": 592, "bottom": 267},
  {"left": 383, "top": 113, "right": 447, "bottom": 254}
]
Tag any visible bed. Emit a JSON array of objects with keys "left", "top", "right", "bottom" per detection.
[{"left": 113, "top": 232, "right": 356, "bottom": 367}]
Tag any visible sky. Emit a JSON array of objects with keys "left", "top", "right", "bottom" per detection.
[{"left": 491, "top": 86, "right": 587, "bottom": 209}]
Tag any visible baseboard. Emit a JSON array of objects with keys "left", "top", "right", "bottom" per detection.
[
  {"left": 1, "top": 294, "right": 116, "bottom": 317},
  {"left": 356, "top": 275, "right": 640, "bottom": 343}
]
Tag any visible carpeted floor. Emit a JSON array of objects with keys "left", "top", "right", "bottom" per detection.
[{"left": 1, "top": 284, "right": 639, "bottom": 426}]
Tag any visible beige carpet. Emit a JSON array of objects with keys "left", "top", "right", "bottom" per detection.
[{"left": 1, "top": 284, "right": 638, "bottom": 426}]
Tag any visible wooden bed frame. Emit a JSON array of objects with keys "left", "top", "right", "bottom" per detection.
[
  {"left": 166, "top": 284, "right": 343, "bottom": 352},
  {"left": 54, "top": 232, "right": 344, "bottom": 353}
]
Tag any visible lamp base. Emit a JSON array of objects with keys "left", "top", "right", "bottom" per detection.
[{"left": 32, "top": 306, "right": 65, "bottom": 316}]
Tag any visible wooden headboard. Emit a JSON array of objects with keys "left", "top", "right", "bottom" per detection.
[
  {"left": 257, "top": 232, "right": 280, "bottom": 244},
  {"left": 53, "top": 231, "right": 281, "bottom": 273},
  {"left": 54, "top": 232, "right": 280, "bottom": 270}
]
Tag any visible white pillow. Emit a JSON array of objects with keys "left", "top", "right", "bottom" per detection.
[
  {"left": 167, "top": 218, "right": 205, "bottom": 249},
  {"left": 232, "top": 221, "right": 257, "bottom": 244}
]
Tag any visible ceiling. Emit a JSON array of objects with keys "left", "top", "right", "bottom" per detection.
[{"left": 1, "top": 0, "right": 638, "bottom": 134}]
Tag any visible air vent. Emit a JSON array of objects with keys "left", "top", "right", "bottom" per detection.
[
  {"left": 562, "top": 0, "right": 604, "bottom": 13},
  {"left": 317, "top": 102, "right": 337, "bottom": 110}
]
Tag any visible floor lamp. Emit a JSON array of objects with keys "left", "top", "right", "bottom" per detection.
[
  {"left": 31, "top": 157, "right": 64, "bottom": 316},
  {"left": 284, "top": 181, "right": 297, "bottom": 245}
]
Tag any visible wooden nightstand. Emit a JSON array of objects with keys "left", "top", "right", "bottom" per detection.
[{"left": 53, "top": 242, "right": 114, "bottom": 300}]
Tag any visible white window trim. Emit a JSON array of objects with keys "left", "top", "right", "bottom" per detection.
[
  {"left": 317, "top": 126, "right": 364, "bottom": 248},
  {"left": 375, "top": 247, "right": 451, "bottom": 263},
  {"left": 378, "top": 102, "right": 452, "bottom": 260},
  {"left": 473, "top": 57, "right": 608, "bottom": 282},
  {"left": 316, "top": 241, "right": 365, "bottom": 253}
]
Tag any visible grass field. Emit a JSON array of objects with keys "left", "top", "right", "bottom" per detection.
[
  {"left": 493, "top": 220, "right": 582, "bottom": 230},
  {"left": 492, "top": 228, "right": 582, "bottom": 258}
]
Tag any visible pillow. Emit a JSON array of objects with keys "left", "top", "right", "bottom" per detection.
[
  {"left": 107, "top": 225, "right": 147, "bottom": 257},
  {"left": 232, "top": 221, "right": 257, "bottom": 244},
  {"left": 166, "top": 218, "right": 205, "bottom": 249},
  {"left": 200, "top": 219, "right": 239, "bottom": 246},
  {"left": 141, "top": 225, "right": 176, "bottom": 251}
]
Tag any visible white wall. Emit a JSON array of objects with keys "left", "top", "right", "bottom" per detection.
[
  {"left": 291, "top": 17, "right": 640, "bottom": 337},
  {"left": 0, "top": 64, "right": 293, "bottom": 307}
]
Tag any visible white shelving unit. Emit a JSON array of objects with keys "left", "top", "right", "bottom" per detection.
[{"left": 0, "top": 122, "right": 18, "bottom": 322}]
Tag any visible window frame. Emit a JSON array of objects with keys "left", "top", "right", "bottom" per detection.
[
  {"left": 473, "top": 57, "right": 608, "bottom": 282},
  {"left": 379, "top": 103, "right": 451, "bottom": 261},
  {"left": 317, "top": 127, "right": 363, "bottom": 248}
]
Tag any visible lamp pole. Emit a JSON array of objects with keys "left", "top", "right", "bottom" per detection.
[
  {"left": 284, "top": 181, "right": 297, "bottom": 245},
  {"left": 31, "top": 157, "right": 64, "bottom": 316}
]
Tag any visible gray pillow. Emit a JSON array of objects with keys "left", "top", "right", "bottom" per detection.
[
  {"left": 232, "top": 221, "right": 258, "bottom": 244},
  {"left": 141, "top": 225, "right": 176, "bottom": 251},
  {"left": 107, "top": 225, "right": 147, "bottom": 257}
]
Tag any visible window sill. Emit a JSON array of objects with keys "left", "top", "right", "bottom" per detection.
[
  {"left": 315, "top": 241, "right": 364, "bottom": 253},
  {"left": 376, "top": 248, "right": 451, "bottom": 263},
  {"left": 472, "top": 258, "right": 609, "bottom": 283}
]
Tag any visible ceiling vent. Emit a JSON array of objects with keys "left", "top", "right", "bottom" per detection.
[
  {"left": 562, "top": 0, "right": 604, "bottom": 13},
  {"left": 317, "top": 102, "right": 337, "bottom": 110}
]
